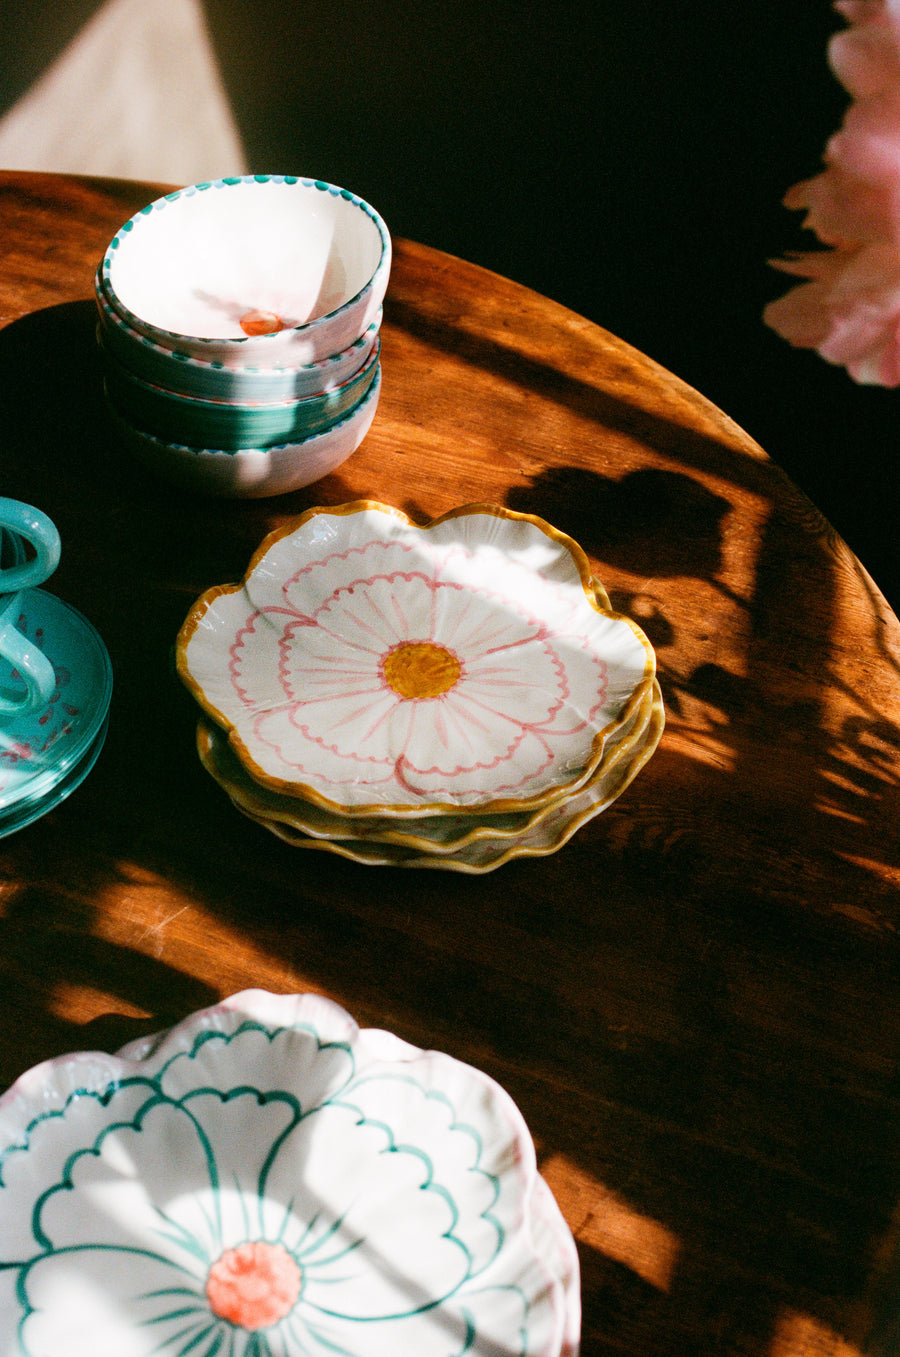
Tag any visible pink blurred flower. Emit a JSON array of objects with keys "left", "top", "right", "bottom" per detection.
[{"left": 764, "top": 0, "right": 900, "bottom": 384}]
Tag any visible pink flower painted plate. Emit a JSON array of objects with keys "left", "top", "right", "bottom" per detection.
[
  {"left": 225, "top": 683, "right": 663, "bottom": 873},
  {"left": 176, "top": 502, "right": 656, "bottom": 818},
  {"left": 194, "top": 677, "right": 662, "bottom": 869}
]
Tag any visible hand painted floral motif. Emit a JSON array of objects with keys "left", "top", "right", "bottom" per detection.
[
  {"left": 0, "top": 992, "right": 579, "bottom": 1356},
  {"left": 765, "top": 0, "right": 900, "bottom": 383},
  {"left": 178, "top": 505, "right": 654, "bottom": 813}
]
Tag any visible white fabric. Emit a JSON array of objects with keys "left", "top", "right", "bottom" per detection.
[{"left": 0, "top": 0, "right": 246, "bottom": 183}]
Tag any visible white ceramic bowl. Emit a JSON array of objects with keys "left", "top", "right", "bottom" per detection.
[
  {"left": 0, "top": 990, "right": 580, "bottom": 1355},
  {"left": 97, "top": 176, "right": 391, "bottom": 367},
  {"left": 105, "top": 364, "right": 381, "bottom": 498},
  {"left": 176, "top": 502, "right": 657, "bottom": 813},
  {"left": 96, "top": 286, "right": 382, "bottom": 402},
  {"left": 101, "top": 334, "right": 380, "bottom": 449}
]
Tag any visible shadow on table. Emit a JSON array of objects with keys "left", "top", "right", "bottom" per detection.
[
  {"left": 508, "top": 419, "right": 900, "bottom": 1349},
  {"left": 2, "top": 290, "right": 900, "bottom": 1355}
]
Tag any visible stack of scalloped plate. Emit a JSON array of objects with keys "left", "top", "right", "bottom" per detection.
[
  {"left": 95, "top": 175, "right": 390, "bottom": 497},
  {"left": 176, "top": 502, "right": 663, "bottom": 872}
]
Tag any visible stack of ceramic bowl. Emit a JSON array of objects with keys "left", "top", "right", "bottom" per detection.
[
  {"left": 95, "top": 175, "right": 391, "bottom": 498},
  {"left": 176, "top": 501, "right": 663, "bottom": 873}
]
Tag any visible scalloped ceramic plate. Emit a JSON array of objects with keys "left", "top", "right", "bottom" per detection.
[
  {"left": 97, "top": 176, "right": 391, "bottom": 367},
  {"left": 195, "top": 674, "right": 660, "bottom": 861},
  {"left": 231, "top": 684, "right": 663, "bottom": 873},
  {"left": 176, "top": 502, "right": 656, "bottom": 815},
  {"left": 0, "top": 990, "right": 580, "bottom": 1355}
]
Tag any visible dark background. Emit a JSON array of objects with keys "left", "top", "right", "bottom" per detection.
[{"left": 5, "top": 3, "right": 897, "bottom": 606}]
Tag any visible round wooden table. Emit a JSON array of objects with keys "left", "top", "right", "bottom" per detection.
[{"left": 2, "top": 170, "right": 900, "bottom": 1356}]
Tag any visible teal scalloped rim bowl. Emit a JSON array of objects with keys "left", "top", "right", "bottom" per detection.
[
  {"left": 101, "top": 334, "right": 380, "bottom": 450},
  {"left": 96, "top": 288, "right": 382, "bottom": 402},
  {"left": 104, "top": 363, "right": 382, "bottom": 498},
  {"left": 97, "top": 175, "right": 391, "bottom": 368}
]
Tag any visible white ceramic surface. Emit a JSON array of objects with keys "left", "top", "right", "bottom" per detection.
[
  {"left": 105, "top": 365, "right": 381, "bottom": 498},
  {"left": 195, "top": 670, "right": 658, "bottom": 857},
  {"left": 177, "top": 503, "right": 656, "bottom": 814},
  {"left": 97, "top": 176, "right": 391, "bottom": 367},
  {"left": 0, "top": 990, "right": 580, "bottom": 1356},
  {"left": 233, "top": 685, "right": 664, "bottom": 872},
  {"left": 96, "top": 295, "right": 381, "bottom": 401}
]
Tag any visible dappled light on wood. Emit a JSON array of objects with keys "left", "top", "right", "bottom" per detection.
[
  {"left": 542, "top": 1154, "right": 680, "bottom": 1293},
  {"left": 768, "top": 1308, "right": 863, "bottom": 1357}
]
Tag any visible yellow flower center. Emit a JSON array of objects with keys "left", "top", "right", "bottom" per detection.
[
  {"left": 382, "top": 641, "right": 462, "bottom": 699},
  {"left": 240, "top": 309, "right": 284, "bottom": 336},
  {"left": 206, "top": 1241, "right": 302, "bottom": 1329}
]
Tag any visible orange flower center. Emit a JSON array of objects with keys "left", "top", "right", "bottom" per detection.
[
  {"left": 382, "top": 641, "right": 462, "bottom": 699},
  {"left": 206, "top": 1241, "right": 302, "bottom": 1329},
  {"left": 240, "top": 309, "right": 284, "bottom": 336}
]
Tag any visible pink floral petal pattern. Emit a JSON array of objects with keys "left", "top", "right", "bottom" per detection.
[{"left": 177, "top": 503, "right": 655, "bottom": 815}]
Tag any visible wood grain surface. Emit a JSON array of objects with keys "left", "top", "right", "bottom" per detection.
[{"left": 2, "top": 170, "right": 900, "bottom": 1356}]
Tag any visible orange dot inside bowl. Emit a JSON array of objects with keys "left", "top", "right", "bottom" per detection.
[{"left": 240, "top": 310, "right": 284, "bottom": 337}]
